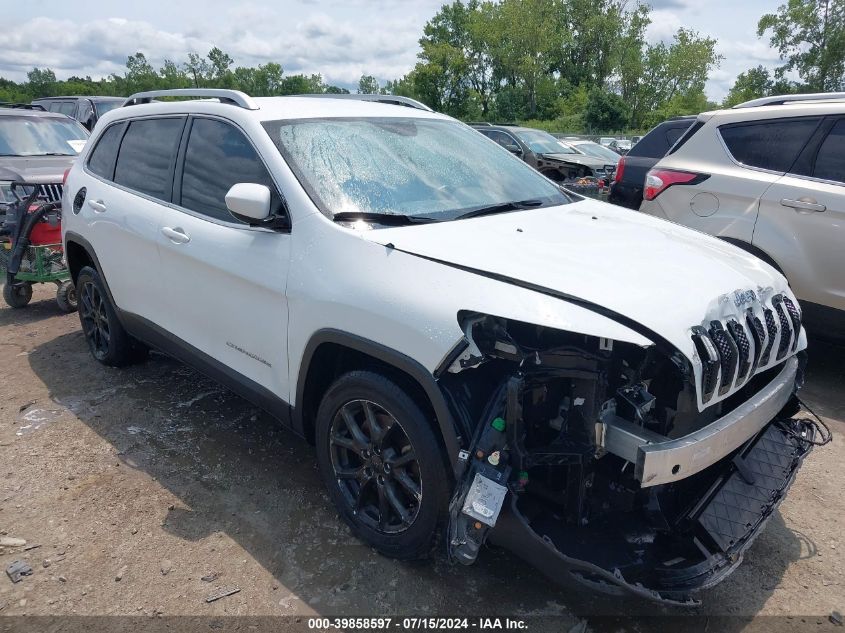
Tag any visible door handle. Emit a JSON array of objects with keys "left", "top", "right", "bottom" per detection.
[
  {"left": 87, "top": 199, "right": 106, "bottom": 213},
  {"left": 780, "top": 197, "right": 826, "bottom": 213},
  {"left": 161, "top": 226, "right": 191, "bottom": 244}
]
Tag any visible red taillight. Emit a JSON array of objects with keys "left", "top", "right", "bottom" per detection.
[
  {"left": 62, "top": 168, "right": 71, "bottom": 185},
  {"left": 643, "top": 168, "right": 706, "bottom": 201},
  {"left": 614, "top": 156, "right": 625, "bottom": 183}
]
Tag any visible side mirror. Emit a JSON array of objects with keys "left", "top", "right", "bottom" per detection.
[
  {"left": 226, "top": 183, "right": 271, "bottom": 221},
  {"left": 504, "top": 143, "right": 522, "bottom": 155}
]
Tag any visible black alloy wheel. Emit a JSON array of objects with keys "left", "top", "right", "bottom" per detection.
[
  {"left": 79, "top": 278, "right": 111, "bottom": 360},
  {"left": 330, "top": 398, "right": 422, "bottom": 533}
]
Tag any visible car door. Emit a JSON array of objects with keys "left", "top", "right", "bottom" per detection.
[
  {"left": 156, "top": 115, "right": 291, "bottom": 400},
  {"left": 755, "top": 117, "right": 845, "bottom": 311},
  {"left": 82, "top": 117, "right": 184, "bottom": 321}
]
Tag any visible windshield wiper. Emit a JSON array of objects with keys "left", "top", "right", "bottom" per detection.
[
  {"left": 332, "top": 211, "right": 440, "bottom": 225},
  {"left": 456, "top": 199, "right": 545, "bottom": 220},
  {"left": 30, "top": 152, "right": 75, "bottom": 157}
]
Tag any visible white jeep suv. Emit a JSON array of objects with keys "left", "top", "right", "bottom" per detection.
[
  {"left": 62, "top": 89, "right": 817, "bottom": 604},
  {"left": 640, "top": 94, "right": 845, "bottom": 339}
]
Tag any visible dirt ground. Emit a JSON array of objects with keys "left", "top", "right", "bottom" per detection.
[{"left": 1, "top": 284, "right": 844, "bottom": 631}]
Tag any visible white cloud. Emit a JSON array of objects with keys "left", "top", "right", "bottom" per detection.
[{"left": 0, "top": 11, "right": 425, "bottom": 88}]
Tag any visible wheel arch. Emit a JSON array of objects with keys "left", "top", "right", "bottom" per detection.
[
  {"left": 64, "top": 231, "right": 123, "bottom": 321},
  {"left": 717, "top": 236, "right": 785, "bottom": 276},
  {"left": 294, "top": 329, "right": 462, "bottom": 474}
]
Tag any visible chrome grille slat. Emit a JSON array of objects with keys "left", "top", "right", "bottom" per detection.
[
  {"left": 761, "top": 308, "right": 777, "bottom": 366},
  {"left": 782, "top": 297, "right": 802, "bottom": 351},
  {"left": 745, "top": 309, "right": 765, "bottom": 372},
  {"left": 708, "top": 321, "right": 738, "bottom": 395},
  {"left": 692, "top": 293, "right": 802, "bottom": 406},
  {"left": 726, "top": 319, "right": 752, "bottom": 385},
  {"left": 772, "top": 296, "right": 792, "bottom": 361},
  {"left": 691, "top": 326, "right": 720, "bottom": 404},
  {"left": 36, "top": 183, "right": 63, "bottom": 203}
]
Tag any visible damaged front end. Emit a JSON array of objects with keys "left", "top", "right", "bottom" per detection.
[{"left": 440, "top": 313, "right": 816, "bottom": 604}]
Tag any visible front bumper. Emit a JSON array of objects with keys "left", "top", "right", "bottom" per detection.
[
  {"left": 489, "top": 402, "right": 814, "bottom": 604},
  {"left": 602, "top": 356, "right": 799, "bottom": 487}
]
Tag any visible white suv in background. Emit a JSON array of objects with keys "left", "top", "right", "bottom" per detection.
[
  {"left": 62, "top": 89, "right": 817, "bottom": 604},
  {"left": 640, "top": 94, "right": 845, "bottom": 338}
]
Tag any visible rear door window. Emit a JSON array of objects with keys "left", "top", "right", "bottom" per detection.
[
  {"left": 178, "top": 117, "right": 280, "bottom": 222},
  {"left": 87, "top": 122, "right": 126, "bottom": 180},
  {"left": 479, "top": 129, "right": 518, "bottom": 149},
  {"left": 114, "top": 117, "right": 184, "bottom": 201},
  {"left": 811, "top": 119, "right": 845, "bottom": 184},
  {"left": 719, "top": 117, "right": 821, "bottom": 173},
  {"left": 57, "top": 102, "right": 77, "bottom": 116}
]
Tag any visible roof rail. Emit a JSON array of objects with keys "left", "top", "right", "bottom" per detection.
[
  {"left": 123, "top": 89, "right": 259, "bottom": 110},
  {"left": 0, "top": 102, "right": 46, "bottom": 111},
  {"left": 294, "top": 93, "right": 433, "bottom": 112},
  {"left": 732, "top": 92, "right": 845, "bottom": 108}
]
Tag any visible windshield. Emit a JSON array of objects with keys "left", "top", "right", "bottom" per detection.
[
  {"left": 263, "top": 117, "right": 569, "bottom": 221},
  {"left": 0, "top": 116, "right": 88, "bottom": 156},
  {"left": 573, "top": 141, "right": 620, "bottom": 161},
  {"left": 515, "top": 129, "right": 574, "bottom": 154}
]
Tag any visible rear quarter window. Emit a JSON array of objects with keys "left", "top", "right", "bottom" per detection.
[
  {"left": 626, "top": 121, "right": 692, "bottom": 158},
  {"left": 87, "top": 122, "right": 126, "bottom": 180},
  {"left": 718, "top": 117, "right": 821, "bottom": 173}
]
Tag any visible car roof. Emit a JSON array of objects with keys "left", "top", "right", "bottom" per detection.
[
  {"left": 0, "top": 107, "right": 69, "bottom": 119},
  {"left": 700, "top": 100, "right": 845, "bottom": 124},
  {"left": 33, "top": 95, "right": 124, "bottom": 101},
  {"left": 102, "top": 95, "right": 451, "bottom": 124}
]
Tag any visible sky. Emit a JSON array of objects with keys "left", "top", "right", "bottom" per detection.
[{"left": 1, "top": 0, "right": 784, "bottom": 102}]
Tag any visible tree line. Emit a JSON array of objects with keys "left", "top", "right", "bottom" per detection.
[{"left": 1, "top": 0, "right": 841, "bottom": 133}]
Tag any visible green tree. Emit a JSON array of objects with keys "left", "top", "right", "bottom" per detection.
[
  {"left": 357, "top": 74, "right": 381, "bottom": 94},
  {"left": 26, "top": 68, "right": 57, "bottom": 98},
  {"left": 183, "top": 53, "right": 210, "bottom": 88},
  {"left": 207, "top": 47, "right": 235, "bottom": 87},
  {"left": 758, "top": 0, "right": 845, "bottom": 91},
  {"left": 583, "top": 89, "right": 629, "bottom": 132},
  {"left": 723, "top": 65, "right": 775, "bottom": 107}
]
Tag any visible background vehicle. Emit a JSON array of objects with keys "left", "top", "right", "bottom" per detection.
[
  {"left": 640, "top": 95, "right": 845, "bottom": 339},
  {"left": 0, "top": 104, "right": 89, "bottom": 218},
  {"left": 63, "top": 89, "right": 817, "bottom": 605},
  {"left": 608, "top": 116, "right": 695, "bottom": 209},
  {"left": 32, "top": 96, "right": 125, "bottom": 131},
  {"left": 608, "top": 138, "right": 632, "bottom": 155},
  {"left": 472, "top": 124, "right": 615, "bottom": 186},
  {"left": 565, "top": 139, "right": 621, "bottom": 166},
  {"left": 598, "top": 136, "right": 616, "bottom": 146}
]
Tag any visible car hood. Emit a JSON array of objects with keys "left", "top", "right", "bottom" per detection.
[
  {"left": 0, "top": 156, "right": 77, "bottom": 184},
  {"left": 541, "top": 153, "right": 611, "bottom": 169},
  {"left": 363, "top": 198, "right": 798, "bottom": 379}
]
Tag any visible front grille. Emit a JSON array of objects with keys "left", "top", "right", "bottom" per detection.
[
  {"left": 37, "top": 183, "right": 63, "bottom": 203},
  {"left": 691, "top": 293, "right": 801, "bottom": 405}
]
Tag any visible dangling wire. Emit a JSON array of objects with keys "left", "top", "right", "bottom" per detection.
[{"left": 789, "top": 396, "right": 834, "bottom": 446}]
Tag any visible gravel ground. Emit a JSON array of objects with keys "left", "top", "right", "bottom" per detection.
[{"left": 0, "top": 285, "right": 843, "bottom": 631}]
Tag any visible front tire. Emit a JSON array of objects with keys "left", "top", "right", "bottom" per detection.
[
  {"left": 315, "top": 370, "right": 449, "bottom": 560},
  {"left": 76, "top": 266, "right": 147, "bottom": 366}
]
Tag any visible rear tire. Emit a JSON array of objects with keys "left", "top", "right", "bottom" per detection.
[
  {"left": 56, "top": 280, "right": 78, "bottom": 313},
  {"left": 76, "top": 266, "right": 147, "bottom": 366},
  {"left": 315, "top": 370, "right": 448, "bottom": 560},
  {"left": 3, "top": 282, "right": 32, "bottom": 308}
]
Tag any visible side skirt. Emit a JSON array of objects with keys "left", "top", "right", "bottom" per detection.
[{"left": 119, "top": 310, "right": 294, "bottom": 428}]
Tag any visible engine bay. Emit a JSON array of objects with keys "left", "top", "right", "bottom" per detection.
[{"left": 440, "top": 314, "right": 815, "bottom": 603}]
